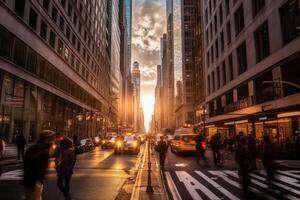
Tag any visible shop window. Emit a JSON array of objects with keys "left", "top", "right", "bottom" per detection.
[
  {"left": 252, "top": 0, "right": 265, "bottom": 17},
  {"left": 49, "top": 30, "right": 56, "bottom": 48},
  {"left": 235, "top": 5, "right": 244, "bottom": 36},
  {"left": 280, "top": 0, "right": 300, "bottom": 44},
  {"left": 26, "top": 48, "right": 37, "bottom": 74},
  {"left": 14, "top": 0, "right": 26, "bottom": 18},
  {"left": 255, "top": 21, "right": 270, "bottom": 63},
  {"left": 237, "top": 41, "right": 247, "bottom": 75},
  {"left": 40, "top": 20, "right": 48, "bottom": 40},
  {"left": 0, "top": 25, "right": 13, "bottom": 60},
  {"left": 29, "top": 7, "right": 38, "bottom": 30},
  {"left": 13, "top": 38, "right": 27, "bottom": 68}
]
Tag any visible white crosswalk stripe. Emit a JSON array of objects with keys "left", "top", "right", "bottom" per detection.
[
  {"left": 0, "top": 170, "right": 23, "bottom": 180},
  {"left": 166, "top": 170, "right": 300, "bottom": 200}
]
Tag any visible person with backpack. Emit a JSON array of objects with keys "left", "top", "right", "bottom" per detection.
[
  {"left": 56, "top": 137, "right": 76, "bottom": 200},
  {"left": 235, "top": 136, "right": 251, "bottom": 199}
]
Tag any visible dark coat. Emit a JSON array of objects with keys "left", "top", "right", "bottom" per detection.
[
  {"left": 23, "top": 141, "right": 51, "bottom": 189},
  {"left": 157, "top": 140, "right": 168, "bottom": 154},
  {"left": 16, "top": 137, "right": 26, "bottom": 149},
  {"left": 195, "top": 134, "right": 204, "bottom": 150}
]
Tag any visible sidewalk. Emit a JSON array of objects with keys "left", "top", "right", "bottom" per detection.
[
  {"left": 131, "top": 142, "right": 168, "bottom": 200},
  {"left": 0, "top": 144, "right": 32, "bottom": 166}
]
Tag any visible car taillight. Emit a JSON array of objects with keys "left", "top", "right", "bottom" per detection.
[{"left": 202, "top": 142, "right": 207, "bottom": 149}]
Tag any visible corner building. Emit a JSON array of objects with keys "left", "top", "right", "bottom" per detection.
[
  {"left": 203, "top": 0, "right": 300, "bottom": 144},
  {"left": 0, "top": 0, "right": 112, "bottom": 142}
]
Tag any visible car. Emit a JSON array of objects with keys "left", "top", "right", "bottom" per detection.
[
  {"left": 114, "top": 135, "right": 140, "bottom": 154},
  {"left": 93, "top": 136, "right": 101, "bottom": 146},
  {"left": 170, "top": 134, "right": 197, "bottom": 153},
  {"left": 101, "top": 136, "right": 116, "bottom": 149},
  {"left": 75, "top": 138, "right": 94, "bottom": 154}
]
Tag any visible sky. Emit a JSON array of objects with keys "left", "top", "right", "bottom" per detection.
[{"left": 132, "top": 0, "right": 166, "bottom": 131}]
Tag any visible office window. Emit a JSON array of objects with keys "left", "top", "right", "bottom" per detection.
[
  {"left": 235, "top": 5, "right": 244, "bottom": 36},
  {"left": 255, "top": 21, "right": 270, "bottom": 62},
  {"left": 29, "top": 8, "right": 38, "bottom": 30},
  {"left": 77, "top": 40, "right": 81, "bottom": 52},
  {"left": 227, "top": 22, "right": 231, "bottom": 44},
  {"left": 60, "top": 0, "right": 66, "bottom": 8},
  {"left": 14, "top": 0, "right": 26, "bottom": 18},
  {"left": 73, "top": 14, "right": 78, "bottom": 26},
  {"left": 51, "top": 6, "right": 58, "bottom": 22},
  {"left": 219, "top": 5, "right": 223, "bottom": 25},
  {"left": 225, "top": 0, "right": 230, "bottom": 16},
  {"left": 71, "top": 53, "right": 75, "bottom": 67},
  {"left": 220, "top": 30, "right": 224, "bottom": 52},
  {"left": 68, "top": 4, "right": 72, "bottom": 17},
  {"left": 49, "top": 30, "right": 56, "bottom": 47},
  {"left": 226, "top": 92, "right": 234, "bottom": 105},
  {"left": 59, "top": 16, "right": 65, "bottom": 31},
  {"left": 72, "top": 33, "right": 76, "bottom": 46},
  {"left": 208, "top": 75, "right": 211, "bottom": 94},
  {"left": 214, "top": 15, "right": 218, "bottom": 33},
  {"left": 205, "top": 9, "right": 208, "bottom": 25},
  {"left": 252, "top": 0, "right": 265, "bottom": 17},
  {"left": 280, "top": 0, "right": 300, "bottom": 44},
  {"left": 211, "top": 46, "right": 214, "bottom": 64},
  {"left": 222, "top": 61, "right": 226, "bottom": 85},
  {"left": 212, "top": 71, "right": 216, "bottom": 91},
  {"left": 40, "top": 20, "right": 48, "bottom": 39},
  {"left": 216, "top": 67, "right": 220, "bottom": 89},
  {"left": 207, "top": 51, "right": 210, "bottom": 67},
  {"left": 0, "top": 25, "right": 13, "bottom": 60},
  {"left": 13, "top": 38, "right": 27, "bottom": 68},
  {"left": 237, "top": 41, "right": 247, "bottom": 75},
  {"left": 78, "top": 22, "right": 82, "bottom": 33},
  {"left": 57, "top": 39, "right": 63, "bottom": 56},
  {"left": 215, "top": 39, "right": 219, "bottom": 58},
  {"left": 43, "top": 0, "right": 50, "bottom": 11},
  {"left": 228, "top": 54, "right": 233, "bottom": 81},
  {"left": 26, "top": 48, "right": 37, "bottom": 73},
  {"left": 66, "top": 26, "right": 71, "bottom": 40}
]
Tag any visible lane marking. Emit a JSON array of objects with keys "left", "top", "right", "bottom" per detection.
[
  {"left": 195, "top": 171, "right": 239, "bottom": 200},
  {"left": 165, "top": 171, "right": 182, "bottom": 200},
  {"left": 257, "top": 171, "right": 300, "bottom": 188},
  {"left": 278, "top": 171, "right": 300, "bottom": 179},
  {"left": 0, "top": 169, "right": 23, "bottom": 180},
  {"left": 176, "top": 171, "right": 220, "bottom": 200}
]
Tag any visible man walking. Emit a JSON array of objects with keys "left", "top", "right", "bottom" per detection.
[
  {"left": 56, "top": 137, "right": 76, "bottom": 200},
  {"left": 16, "top": 134, "right": 26, "bottom": 161},
  {"left": 23, "top": 130, "right": 56, "bottom": 200},
  {"left": 195, "top": 132, "right": 206, "bottom": 164},
  {"left": 210, "top": 132, "right": 221, "bottom": 165},
  {"left": 157, "top": 136, "right": 168, "bottom": 170}
]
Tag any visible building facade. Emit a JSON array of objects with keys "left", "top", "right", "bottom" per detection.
[
  {"left": 132, "top": 61, "right": 141, "bottom": 133},
  {"left": 203, "top": 0, "right": 300, "bottom": 143},
  {"left": 154, "top": 65, "right": 163, "bottom": 132},
  {"left": 0, "top": 0, "right": 112, "bottom": 142}
]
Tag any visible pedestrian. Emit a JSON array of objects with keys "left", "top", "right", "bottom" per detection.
[
  {"left": 195, "top": 132, "right": 206, "bottom": 164},
  {"left": 157, "top": 136, "right": 168, "bottom": 170},
  {"left": 16, "top": 134, "right": 27, "bottom": 161},
  {"left": 261, "top": 133, "right": 275, "bottom": 184},
  {"left": 0, "top": 138, "right": 4, "bottom": 160},
  {"left": 235, "top": 136, "right": 251, "bottom": 199},
  {"left": 295, "top": 135, "right": 300, "bottom": 160},
  {"left": 285, "top": 137, "right": 293, "bottom": 159},
  {"left": 23, "top": 130, "right": 56, "bottom": 200},
  {"left": 56, "top": 137, "right": 76, "bottom": 200},
  {"left": 247, "top": 134, "right": 257, "bottom": 170},
  {"left": 210, "top": 132, "right": 221, "bottom": 165}
]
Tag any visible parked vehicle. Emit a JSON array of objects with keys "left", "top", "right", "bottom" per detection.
[
  {"left": 101, "top": 136, "right": 116, "bottom": 149},
  {"left": 75, "top": 138, "right": 94, "bottom": 154},
  {"left": 170, "top": 134, "right": 197, "bottom": 153}
]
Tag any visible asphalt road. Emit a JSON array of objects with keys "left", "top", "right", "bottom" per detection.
[
  {"left": 162, "top": 149, "right": 300, "bottom": 200},
  {"left": 0, "top": 146, "right": 142, "bottom": 200}
]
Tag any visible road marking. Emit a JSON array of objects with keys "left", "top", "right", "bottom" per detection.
[
  {"left": 195, "top": 171, "right": 239, "bottom": 200},
  {"left": 176, "top": 171, "right": 220, "bottom": 200},
  {"left": 165, "top": 171, "right": 182, "bottom": 200},
  {"left": 257, "top": 171, "right": 300, "bottom": 188},
  {"left": 0, "top": 170, "right": 23, "bottom": 180},
  {"left": 278, "top": 171, "right": 300, "bottom": 179}
]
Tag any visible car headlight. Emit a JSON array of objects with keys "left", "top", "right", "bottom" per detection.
[
  {"left": 102, "top": 140, "right": 106, "bottom": 144},
  {"left": 117, "top": 141, "right": 122, "bottom": 147},
  {"left": 95, "top": 139, "right": 99, "bottom": 143},
  {"left": 133, "top": 141, "right": 137, "bottom": 147}
]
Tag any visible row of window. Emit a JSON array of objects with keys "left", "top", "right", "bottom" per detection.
[{"left": 0, "top": 25, "right": 102, "bottom": 110}]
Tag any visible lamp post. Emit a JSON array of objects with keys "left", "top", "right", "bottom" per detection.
[{"left": 199, "top": 106, "right": 207, "bottom": 136}]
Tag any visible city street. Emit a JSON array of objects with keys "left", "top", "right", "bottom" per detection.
[
  {"left": 162, "top": 149, "right": 300, "bottom": 200},
  {"left": 0, "top": 146, "right": 143, "bottom": 200}
]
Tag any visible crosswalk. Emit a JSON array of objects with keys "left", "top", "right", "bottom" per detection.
[{"left": 166, "top": 170, "right": 300, "bottom": 200}]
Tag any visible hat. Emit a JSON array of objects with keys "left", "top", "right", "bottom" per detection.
[{"left": 40, "top": 130, "right": 56, "bottom": 139}]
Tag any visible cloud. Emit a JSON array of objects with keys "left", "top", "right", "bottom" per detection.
[{"left": 132, "top": 0, "right": 166, "bottom": 53}]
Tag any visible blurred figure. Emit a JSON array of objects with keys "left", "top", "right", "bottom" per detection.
[
  {"left": 210, "top": 132, "right": 221, "bottom": 165},
  {"left": 247, "top": 134, "right": 257, "bottom": 170},
  {"left": 261, "top": 134, "right": 275, "bottom": 184},
  {"left": 157, "top": 136, "right": 168, "bottom": 170},
  {"left": 56, "top": 137, "right": 76, "bottom": 200},
  {"left": 23, "top": 130, "right": 56, "bottom": 200},
  {"left": 285, "top": 137, "right": 293, "bottom": 159},
  {"left": 295, "top": 135, "right": 300, "bottom": 160},
  {"left": 0, "top": 138, "right": 4, "bottom": 160},
  {"left": 235, "top": 136, "right": 251, "bottom": 199},
  {"left": 16, "top": 134, "right": 26, "bottom": 161},
  {"left": 195, "top": 132, "right": 206, "bottom": 164}
]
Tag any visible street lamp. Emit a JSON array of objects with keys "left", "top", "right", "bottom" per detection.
[{"left": 198, "top": 105, "right": 207, "bottom": 135}]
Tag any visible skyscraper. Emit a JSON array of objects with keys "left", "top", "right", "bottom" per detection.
[
  {"left": 132, "top": 61, "right": 141, "bottom": 132},
  {"left": 0, "top": 0, "right": 111, "bottom": 141}
]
